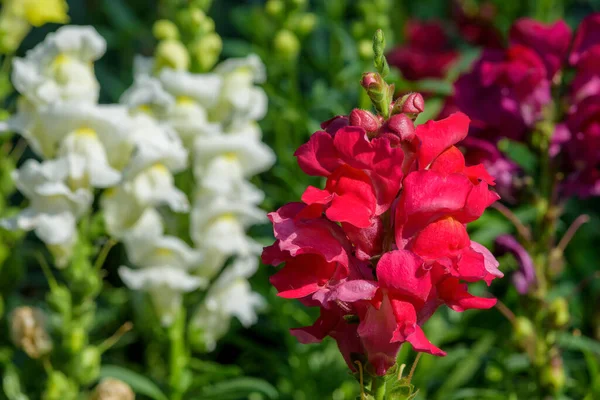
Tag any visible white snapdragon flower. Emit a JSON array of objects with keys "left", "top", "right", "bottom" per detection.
[
  {"left": 189, "top": 257, "right": 264, "bottom": 351},
  {"left": 12, "top": 25, "right": 106, "bottom": 105},
  {"left": 212, "top": 54, "right": 268, "bottom": 125},
  {"left": 193, "top": 134, "right": 275, "bottom": 195},
  {"left": 1, "top": 159, "right": 92, "bottom": 266},
  {"left": 191, "top": 193, "right": 266, "bottom": 277},
  {"left": 124, "top": 234, "right": 203, "bottom": 271},
  {"left": 119, "top": 266, "right": 207, "bottom": 326}
]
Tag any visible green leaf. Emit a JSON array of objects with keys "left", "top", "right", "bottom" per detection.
[
  {"left": 2, "top": 364, "right": 28, "bottom": 400},
  {"left": 99, "top": 365, "right": 168, "bottom": 400},
  {"left": 434, "top": 334, "right": 495, "bottom": 398},
  {"left": 186, "top": 377, "right": 278, "bottom": 400},
  {"left": 497, "top": 138, "right": 538, "bottom": 176},
  {"left": 556, "top": 332, "right": 600, "bottom": 356}
]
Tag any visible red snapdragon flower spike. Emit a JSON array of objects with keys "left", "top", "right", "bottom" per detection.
[
  {"left": 570, "top": 13, "right": 600, "bottom": 66},
  {"left": 263, "top": 88, "right": 502, "bottom": 377},
  {"left": 509, "top": 18, "right": 572, "bottom": 79},
  {"left": 387, "top": 20, "right": 458, "bottom": 81}
]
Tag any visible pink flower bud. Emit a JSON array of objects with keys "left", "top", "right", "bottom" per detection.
[
  {"left": 401, "top": 92, "right": 425, "bottom": 114},
  {"left": 349, "top": 109, "right": 380, "bottom": 132},
  {"left": 361, "top": 72, "right": 381, "bottom": 90},
  {"left": 385, "top": 114, "right": 416, "bottom": 141}
]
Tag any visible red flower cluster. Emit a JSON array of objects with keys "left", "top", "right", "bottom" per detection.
[{"left": 262, "top": 95, "right": 503, "bottom": 375}]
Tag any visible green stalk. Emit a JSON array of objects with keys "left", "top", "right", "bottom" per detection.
[
  {"left": 169, "top": 307, "right": 187, "bottom": 400},
  {"left": 371, "top": 375, "right": 387, "bottom": 400}
]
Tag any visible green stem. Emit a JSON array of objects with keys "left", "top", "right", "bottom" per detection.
[
  {"left": 371, "top": 375, "right": 387, "bottom": 400},
  {"left": 169, "top": 307, "right": 187, "bottom": 400}
]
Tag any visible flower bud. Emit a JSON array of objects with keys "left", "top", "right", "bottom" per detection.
[
  {"left": 360, "top": 72, "right": 394, "bottom": 118},
  {"left": 64, "top": 325, "right": 87, "bottom": 354},
  {"left": 361, "top": 72, "right": 382, "bottom": 91},
  {"left": 10, "top": 306, "right": 53, "bottom": 359},
  {"left": 153, "top": 19, "right": 179, "bottom": 40},
  {"left": 91, "top": 378, "right": 135, "bottom": 400},
  {"left": 384, "top": 114, "right": 416, "bottom": 142},
  {"left": 541, "top": 356, "right": 565, "bottom": 393},
  {"left": 349, "top": 109, "right": 380, "bottom": 132},
  {"left": 155, "top": 39, "right": 190, "bottom": 72},
  {"left": 190, "top": 33, "right": 222, "bottom": 72},
  {"left": 392, "top": 92, "right": 425, "bottom": 118},
  {"left": 43, "top": 371, "right": 77, "bottom": 400},
  {"left": 72, "top": 346, "right": 101, "bottom": 385},
  {"left": 513, "top": 316, "right": 535, "bottom": 352},
  {"left": 296, "top": 13, "right": 317, "bottom": 36},
  {"left": 265, "top": 0, "right": 284, "bottom": 17},
  {"left": 358, "top": 39, "right": 374, "bottom": 60},
  {"left": 19, "top": 0, "right": 69, "bottom": 27},
  {"left": 46, "top": 285, "right": 71, "bottom": 316},
  {"left": 274, "top": 30, "right": 300, "bottom": 60},
  {"left": 549, "top": 297, "right": 570, "bottom": 328}
]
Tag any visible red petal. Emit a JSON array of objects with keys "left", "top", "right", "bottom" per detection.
[{"left": 416, "top": 112, "right": 470, "bottom": 168}]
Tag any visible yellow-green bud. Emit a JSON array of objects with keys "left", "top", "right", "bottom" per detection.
[
  {"left": 288, "top": 0, "right": 307, "bottom": 9},
  {"left": 485, "top": 365, "right": 503, "bottom": 382},
  {"left": 190, "top": 33, "right": 222, "bottom": 72},
  {"left": 189, "top": 8, "right": 206, "bottom": 26},
  {"left": 91, "top": 378, "right": 135, "bottom": 400},
  {"left": 549, "top": 297, "right": 570, "bottom": 328},
  {"left": 541, "top": 357, "right": 566, "bottom": 393},
  {"left": 10, "top": 306, "right": 53, "bottom": 359},
  {"left": 64, "top": 325, "right": 87, "bottom": 354},
  {"left": 153, "top": 19, "right": 179, "bottom": 40},
  {"left": 0, "top": 14, "right": 30, "bottom": 54},
  {"left": 358, "top": 39, "right": 374, "bottom": 60},
  {"left": 7, "top": 0, "right": 69, "bottom": 27},
  {"left": 73, "top": 346, "right": 101, "bottom": 385},
  {"left": 43, "top": 372, "right": 77, "bottom": 400},
  {"left": 295, "top": 13, "right": 317, "bottom": 35},
  {"left": 155, "top": 39, "right": 190, "bottom": 72},
  {"left": 274, "top": 29, "right": 300, "bottom": 60},
  {"left": 265, "top": 0, "right": 285, "bottom": 17}
]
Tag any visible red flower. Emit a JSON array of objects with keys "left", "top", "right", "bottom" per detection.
[
  {"left": 263, "top": 94, "right": 502, "bottom": 376},
  {"left": 570, "top": 13, "right": 600, "bottom": 66}
]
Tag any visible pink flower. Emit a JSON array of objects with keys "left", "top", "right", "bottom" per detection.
[{"left": 570, "top": 13, "right": 600, "bottom": 66}]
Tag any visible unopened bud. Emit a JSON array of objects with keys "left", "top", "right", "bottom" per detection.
[
  {"left": 549, "top": 297, "right": 570, "bottom": 328},
  {"left": 72, "top": 346, "right": 101, "bottom": 385},
  {"left": 361, "top": 72, "right": 382, "bottom": 91},
  {"left": 513, "top": 316, "right": 535, "bottom": 350},
  {"left": 153, "top": 20, "right": 179, "bottom": 40},
  {"left": 20, "top": 0, "right": 69, "bottom": 27},
  {"left": 541, "top": 356, "right": 565, "bottom": 393},
  {"left": 43, "top": 371, "right": 77, "bottom": 400},
  {"left": 361, "top": 72, "right": 394, "bottom": 119},
  {"left": 349, "top": 109, "right": 380, "bottom": 132},
  {"left": 266, "top": 0, "right": 284, "bottom": 17},
  {"left": 47, "top": 285, "right": 71, "bottom": 315},
  {"left": 155, "top": 39, "right": 190, "bottom": 71},
  {"left": 274, "top": 30, "right": 300, "bottom": 60},
  {"left": 190, "top": 33, "right": 222, "bottom": 72},
  {"left": 10, "top": 306, "right": 53, "bottom": 359},
  {"left": 64, "top": 325, "right": 87, "bottom": 354},
  {"left": 384, "top": 114, "right": 416, "bottom": 142},
  {"left": 392, "top": 92, "right": 425, "bottom": 118},
  {"left": 91, "top": 378, "right": 134, "bottom": 400}
]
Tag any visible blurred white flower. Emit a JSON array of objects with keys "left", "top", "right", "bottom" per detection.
[
  {"left": 193, "top": 134, "right": 275, "bottom": 194},
  {"left": 189, "top": 257, "right": 264, "bottom": 351},
  {"left": 12, "top": 25, "right": 106, "bottom": 105},
  {"left": 1, "top": 159, "right": 92, "bottom": 266},
  {"left": 124, "top": 234, "right": 203, "bottom": 270},
  {"left": 118, "top": 266, "right": 207, "bottom": 326}
]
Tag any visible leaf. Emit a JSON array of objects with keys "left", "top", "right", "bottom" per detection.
[
  {"left": 2, "top": 364, "right": 29, "bottom": 400},
  {"left": 434, "top": 334, "right": 495, "bottom": 398},
  {"left": 99, "top": 365, "right": 168, "bottom": 400},
  {"left": 186, "top": 377, "right": 278, "bottom": 400},
  {"left": 449, "top": 388, "right": 508, "bottom": 400},
  {"left": 497, "top": 138, "right": 538, "bottom": 176},
  {"left": 556, "top": 333, "right": 600, "bottom": 356}
]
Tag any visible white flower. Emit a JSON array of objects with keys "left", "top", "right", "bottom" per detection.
[
  {"left": 9, "top": 102, "right": 134, "bottom": 166},
  {"left": 120, "top": 75, "right": 174, "bottom": 118},
  {"left": 193, "top": 134, "right": 275, "bottom": 194},
  {"left": 124, "top": 234, "right": 203, "bottom": 270},
  {"left": 12, "top": 25, "right": 106, "bottom": 105},
  {"left": 189, "top": 257, "right": 264, "bottom": 351},
  {"left": 1, "top": 159, "right": 92, "bottom": 266},
  {"left": 118, "top": 266, "right": 207, "bottom": 326},
  {"left": 212, "top": 54, "right": 268, "bottom": 125}
]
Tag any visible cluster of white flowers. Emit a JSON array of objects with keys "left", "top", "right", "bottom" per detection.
[{"left": 3, "top": 25, "right": 275, "bottom": 347}]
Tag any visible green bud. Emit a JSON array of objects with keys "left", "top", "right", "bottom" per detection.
[
  {"left": 43, "top": 371, "right": 77, "bottom": 400},
  {"left": 295, "top": 13, "right": 317, "bottom": 36},
  {"left": 153, "top": 19, "right": 179, "bottom": 40},
  {"left": 47, "top": 285, "right": 71, "bottom": 316},
  {"left": 514, "top": 316, "right": 535, "bottom": 342},
  {"left": 541, "top": 357, "right": 565, "bottom": 393},
  {"left": 287, "top": 0, "right": 307, "bottom": 9},
  {"left": 190, "top": 33, "right": 222, "bottom": 72},
  {"left": 358, "top": 39, "right": 374, "bottom": 60},
  {"left": 485, "top": 364, "right": 503, "bottom": 382},
  {"left": 265, "top": 0, "right": 284, "bottom": 17},
  {"left": 191, "top": 0, "right": 213, "bottom": 11},
  {"left": 549, "top": 297, "right": 570, "bottom": 328},
  {"left": 274, "top": 29, "right": 300, "bottom": 60},
  {"left": 155, "top": 39, "right": 190, "bottom": 72},
  {"left": 64, "top": 325, "right": 87, "bottom": 354},
  {"left": 72, "top": 346, "right": 101, "bottom": 385}
]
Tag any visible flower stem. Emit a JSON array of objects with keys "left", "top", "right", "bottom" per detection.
[
  {"left": 371, "top": 375, "right": 387, "bottom": 400},
  {"left": 169, "top": 308, "right": 187, "bottom": 400}
]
